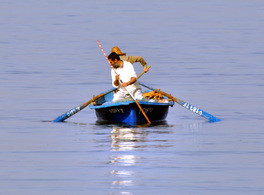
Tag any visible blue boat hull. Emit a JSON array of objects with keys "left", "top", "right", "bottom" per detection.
[
  {"left": 94, "top": 102, "right": 171, "bottom": 124},
  {"left": 89, "top": 91, "right": 174, "bottom": 125}
]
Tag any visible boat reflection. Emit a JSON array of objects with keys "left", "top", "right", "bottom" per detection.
[
  {"left": 96, "top": 121, "right": 204, "bottom": 194},
  {"left": 109, "top": 127, "right": 145, "bottom": 193},
  {"left": 110, "top": 127, "right": 147, "bottom": 151}
]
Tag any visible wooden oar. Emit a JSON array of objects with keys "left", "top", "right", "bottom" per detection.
[
  {"left": 97, "top": 40, "right": 151, "bottom": 124},
  {"left": 139, "top": 82, "right": 221, "bottom": 122},
  {"left": 53, "top": 88, "right": 116, "bottom": 122},
  {"left": 124, "top": 84, "right": 151, "bottom": 124},
  {"left": 137, "top": 65, "right": 151, "bottom": 79}
]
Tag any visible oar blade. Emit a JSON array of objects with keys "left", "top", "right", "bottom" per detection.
[
  {"left": 53, "top": 88, "right": 116, "bottom": 122},
  {"left": 176, "top": 98, "right": 221, "bottom": 122},
  {"left": 53, "top": 104, "right": 86, "bottom": 122}
]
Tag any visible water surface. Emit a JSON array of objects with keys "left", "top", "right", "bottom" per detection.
[{"left": 1, "top": 1, "right": 264, "bottom": 194}]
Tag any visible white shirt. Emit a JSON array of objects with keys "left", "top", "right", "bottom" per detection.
[{"left": 111, "top": 60, "right": 140, "bottom": 94}]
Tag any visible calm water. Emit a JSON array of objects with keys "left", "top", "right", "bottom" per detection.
[{"left": 1, "top": 0, "right": 264, "bottom": 194}]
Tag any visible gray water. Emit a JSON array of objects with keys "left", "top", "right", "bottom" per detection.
[{"left": 1, "top": 0, "right": 264, "bottom": 194}]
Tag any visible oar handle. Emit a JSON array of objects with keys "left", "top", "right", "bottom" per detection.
[{"left": 137, "top": 65, "right": 151, "bottom": 80}]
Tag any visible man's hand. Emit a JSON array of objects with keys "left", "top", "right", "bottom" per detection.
[
  {"left": 122, "top": 77, "right": 136, "bottom": 87},
  {"left": 115, "top": 74, "right": 120, "bottom": 81},
  {"left": 143, "top": 65, "right": 151, "bottom": 73},
  {"left": 114, "top": 74, "right": 120, "bottom": 86},
  {"left": 122, "top": 83, "right": 129, "bottom": 87}
]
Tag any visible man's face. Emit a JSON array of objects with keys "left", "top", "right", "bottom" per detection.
[{"left": 108, "top": 59, "right": 119, "bottom": 68}]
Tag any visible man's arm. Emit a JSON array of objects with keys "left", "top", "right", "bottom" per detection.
[
  {"left": 121, "top": 55, "right": 147, "bottom": 67},
  {"left": 122, "top": 77, "right": 137, "bottom": 87}
]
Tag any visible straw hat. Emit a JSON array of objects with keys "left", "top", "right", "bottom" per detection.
[{"left": 111, "top": 46, "right": 126, "bottom": 55}]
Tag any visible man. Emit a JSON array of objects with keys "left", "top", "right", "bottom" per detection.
[
  {"left": 108, "top": 52, "right": 143, "bottom": 102},
  {"left": 111, "top": 46, "right": 150, "bottom": 73}
]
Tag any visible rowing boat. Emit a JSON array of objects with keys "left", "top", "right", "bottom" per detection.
[{"left": 89, "top": 89, "right": 174, "bottom": 125}]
